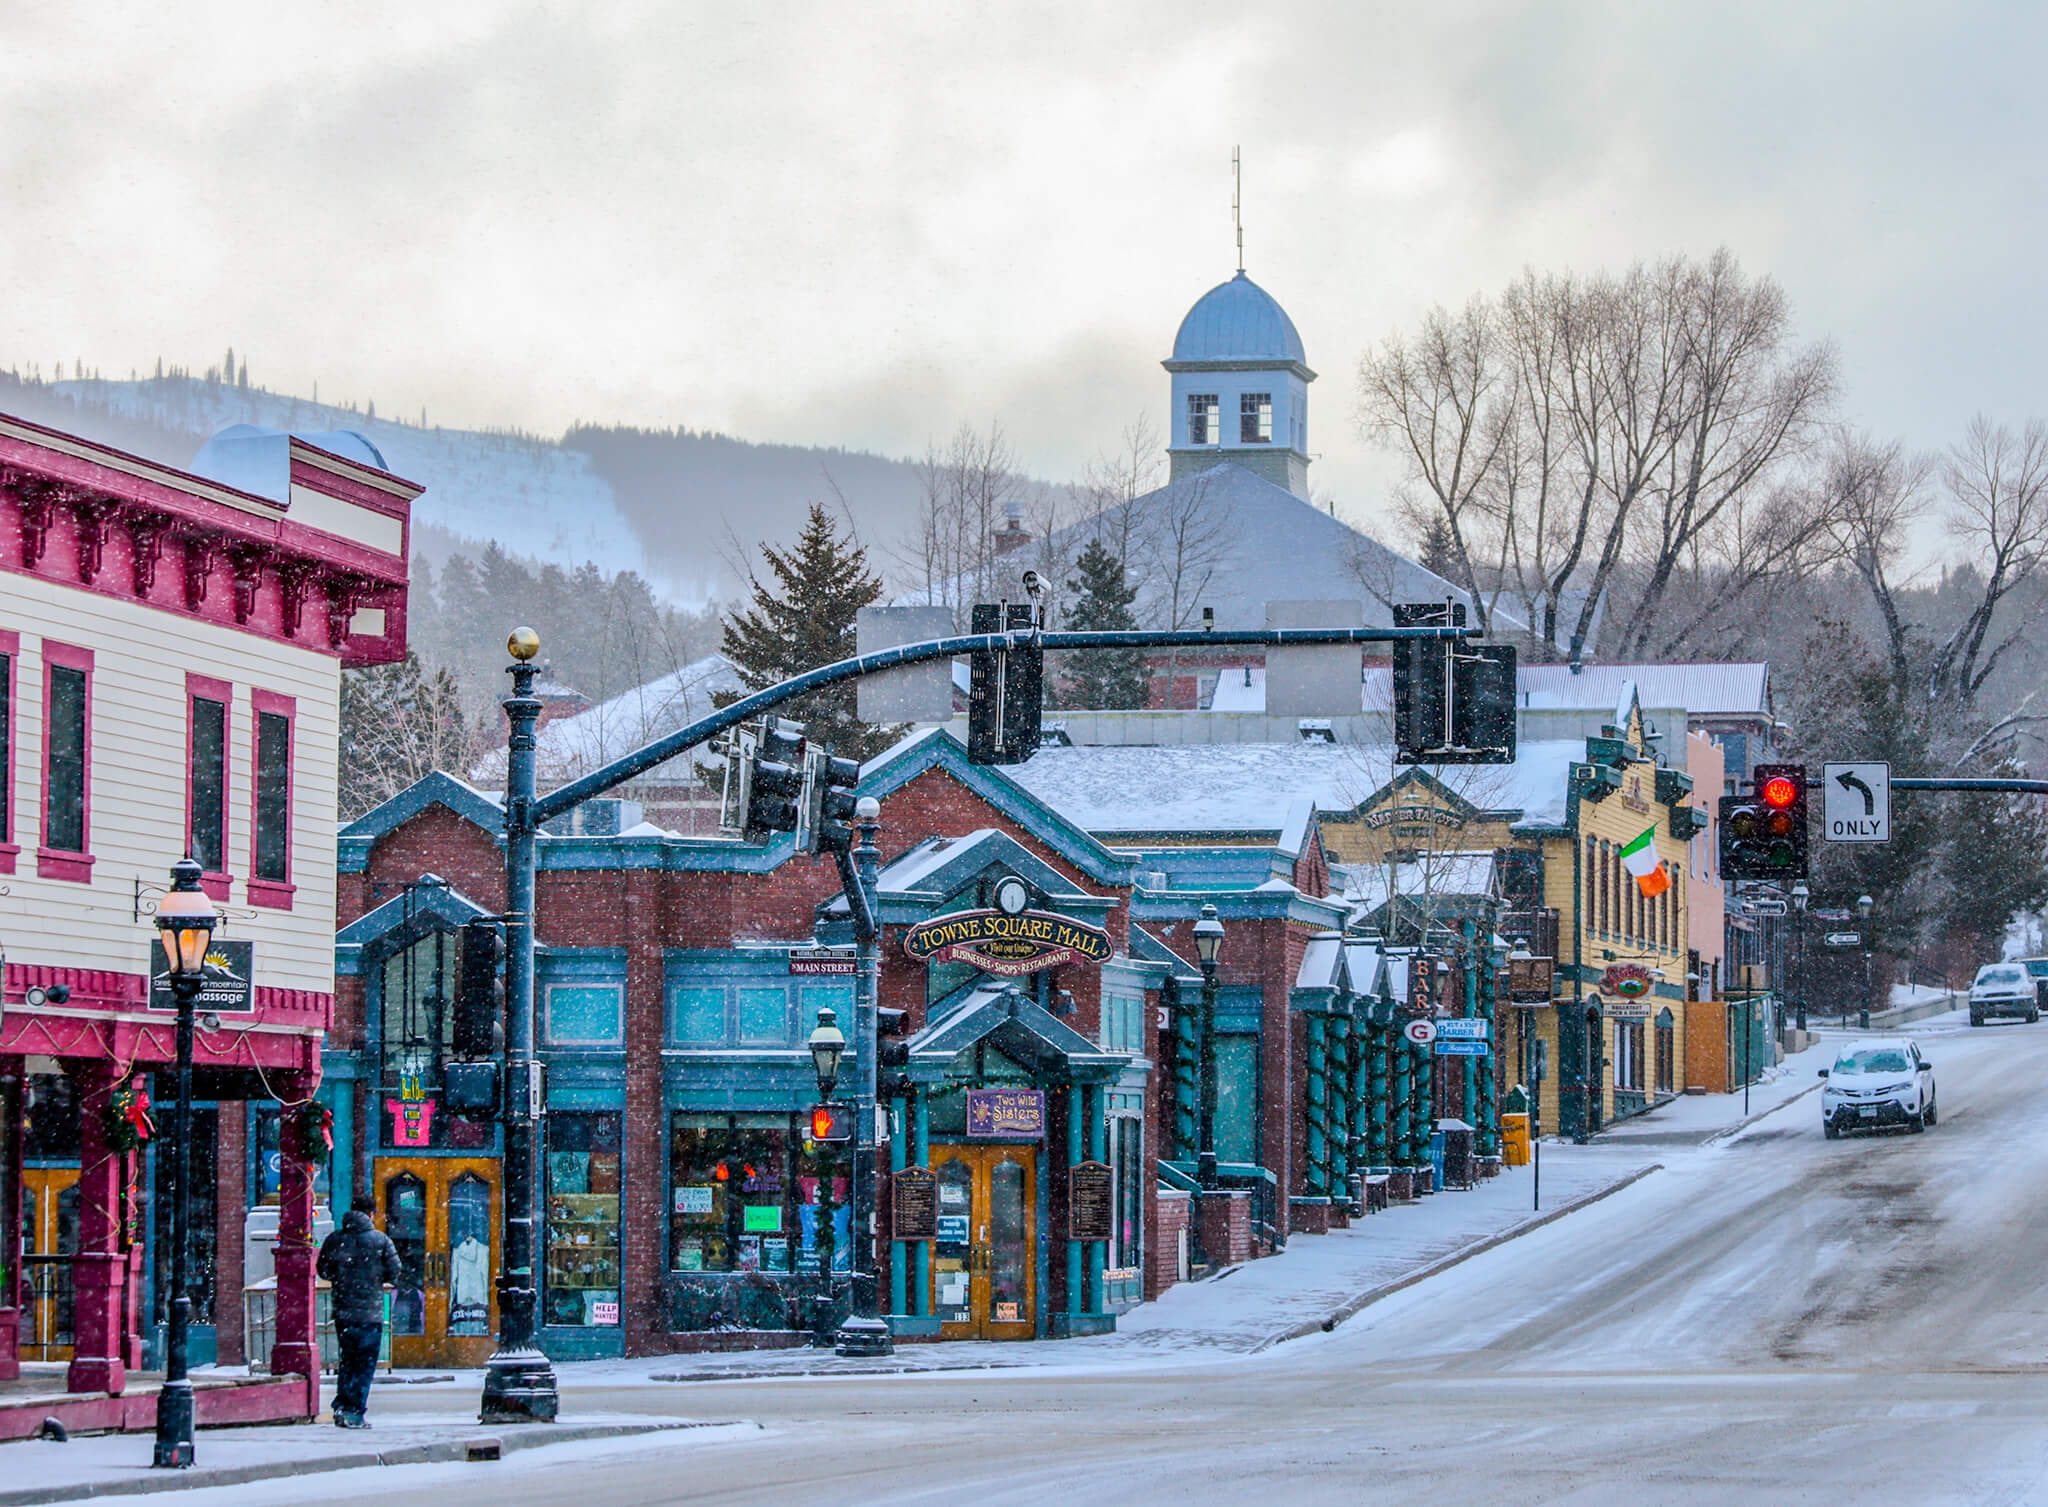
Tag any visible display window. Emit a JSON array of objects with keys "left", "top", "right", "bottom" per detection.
[
  {"left": 544, "top": 1111, "right": 622, "bottom": 1327},
  {"left": 668, "top": 1113, "right": 848, "bottom": 1276}
]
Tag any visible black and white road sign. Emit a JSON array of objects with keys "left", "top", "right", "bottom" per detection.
[{"left": 1822, "top": 761, "right": 1891, "bottom": 843}]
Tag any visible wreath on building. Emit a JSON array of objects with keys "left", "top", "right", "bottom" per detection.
[
  {"left": 104, "top": 1079, "right": 154, "bottom": 1154},
  {"left": 293, "top": 1100, "right": 335, "bottom": 1166}
]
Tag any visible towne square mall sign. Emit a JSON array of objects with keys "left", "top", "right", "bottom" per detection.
[{"left": 902, "top": 910, "right": 1113, "bottom": 978}]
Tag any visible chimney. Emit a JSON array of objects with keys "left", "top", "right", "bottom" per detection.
[{"left": 991, "top": 498, "right": 1031, "bottom": 556}]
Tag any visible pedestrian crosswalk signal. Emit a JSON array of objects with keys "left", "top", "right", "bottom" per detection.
[{"left": 808, "top": 1103, "right": 855, "bottom": 1143}]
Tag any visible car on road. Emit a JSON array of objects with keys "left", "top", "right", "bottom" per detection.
[
  {"left": 1819, "top": 1037, "right": 1937, "bottom": 1138},
  {"left": 1968, "top": 962, "right": 2039, "bottom": 1026},
  {"left": 2018, "top": 957, "right": 2048, "bottom": 1010}
]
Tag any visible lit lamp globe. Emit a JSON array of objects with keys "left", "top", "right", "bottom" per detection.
[
  {"left": 808, "top": 1006, "right": 846, "bottom": 1100},
  {"left": 155, "top": 858, "right": 218, "bottom": 980},
  {"left": 507, "top": 626, "right": 541, "bottom": 663}
]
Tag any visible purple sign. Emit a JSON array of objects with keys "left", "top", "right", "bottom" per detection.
[{"left": 965, "top": 1088, "right": 1045, "bottom": 1139}]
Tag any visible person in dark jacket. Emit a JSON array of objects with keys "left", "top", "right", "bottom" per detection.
[{"left": 316, "top": 1194, "right": 402, "bottom": 1428}]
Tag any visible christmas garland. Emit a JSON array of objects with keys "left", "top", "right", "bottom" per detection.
[
  {"left": 104, "top": 1079, "right": 154, "bottom": 1154},
  {"left": 294, "top": 1100, "right": 335, "bottom": 1166}
]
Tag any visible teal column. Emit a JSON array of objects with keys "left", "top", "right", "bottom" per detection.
[
  {"left": 912, "top": 1088, "right": 931, "bottom": 1316},
  {"left": 1415, "top": 1027, "right": 1434, "bottom": 1166},
  {"left": 1391, "top": 1019, "right": 1413, "bottom": 1168},
  {"left": 1304, "top": 1013, "right": 1328, "bottom": 1197},
  {"left": 1462, "top": 921, "right": 1481, "bottom": 1127},
  {"left": 1367, "top": 1015, "right": 1390, "bottom": 1171},
  {"left": 1172, "top": 982, "right": 1199, "bottom": 1162},
  {"left": 1086, "top": 1085, "right": 1107, "bottom": 1315},
  {"left": 1477, "top": 943, "right": 1500, "bottom": 1158},
  {"left": 1065, "top": 1084, "right": 1084, "bottom": 1317},
  {"left": 889, "top": 1095, "right": 909, "bottom": 1316},
  {"left": 1328, "top": 1011, "right": 1351, "bottom": 1195}
]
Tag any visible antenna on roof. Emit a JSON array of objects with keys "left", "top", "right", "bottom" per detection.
[{"left": 1232, "top": 145, "right": 1244, "bottom": 273}]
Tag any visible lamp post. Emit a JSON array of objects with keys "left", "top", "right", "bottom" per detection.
[
  {"left": 1791, "top": 882, "right": 1809, "bottom": 1034},
  {"left": 1857, "top": 894, "right": 1874, "bottom": 1031},
  {"left": 481, "top": 626, "right": 558, "bottom": 1425},
  {"left": 807, "top": 1006, "right": 846, "bottom": 1345},
  {"left": 1191, "top": 905, "right": 1224, "bottom": 1190},
  {"left": 152, "top": 858, "right": 216, "bottom": 1470}
]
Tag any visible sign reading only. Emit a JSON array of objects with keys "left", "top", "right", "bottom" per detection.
[{"left": 1822, "top": 761, "right": 1891, "bottom": 843}]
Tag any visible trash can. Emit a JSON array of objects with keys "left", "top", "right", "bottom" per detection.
[
  {"left": 1500, "top": 1113, "right": 1531, "bottom": 1167},
  {"left": 1437, "top": 1117, "right": 1475, "bottom": 1189}
]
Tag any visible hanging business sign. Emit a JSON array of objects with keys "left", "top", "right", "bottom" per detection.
[
  {"left": 1600, "top": 963, "right": 1654, "bottom": 999},
  {"left": 1437, "top": 1018, "right": 1490, "bottom": 1040},
  {"left": 147, "top": 939, "right": 256, "bottom": 1013},
  {"left": 964, "top": 1087, "right": 1046, "bottom": 1139},
  {"left": 902, "top": 910, "right": 1112, "bottom": 978},
  {"left": 1362, "top": 804, "right": 1465, "bottom": 831},
  {"left": 1508, "top": 955, "right": 1555, "bottom": 1003},
  {"left": 1403, "top": 1019, "right": 1438, "bottom": 1046}
]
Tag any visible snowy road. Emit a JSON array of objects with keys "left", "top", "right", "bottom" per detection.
[{"left": 201, "top": 1018, "right": 2048, "bottom": 1505}]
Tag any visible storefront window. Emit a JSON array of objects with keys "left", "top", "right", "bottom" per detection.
[
  {"left": 544, "top": 1112, "right": 622, "bottom": 1327},
  {"left": 1213, "top": 1035, "right": 1261, "bottom": 1166},
  {"left": 668, "top": 1113, "right": 847, "bottom": 1275}
]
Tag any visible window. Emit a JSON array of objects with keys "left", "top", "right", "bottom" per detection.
[
  {"left": 249, "top": 692, "right": 294, "bottom": 907},
  {"left": 669, "top": 978, "right": 845, "bottom": 1047},
  {"left": 377, "top": 929, "right": 491, "bottom": 1151},
  {"left": 186, "top": 675, "right": 230, "bottom": 887},
  {"left": 545, "top": 983, "right": 625, "bottom": 1046},
  {"left": 669, "top": 1113, "right": 843, "bottom": 1275},
  {"left": 737, "top": 986, "right": 789, "bottom": 1044},
  {"left": 1655, "top": 1010, "right": 1675, "bottom": 1095},
  {"left": 39, "top": 643, "right": 91, "bottom": 880},
  {"left": 1187, "top": 393, "right": 1219, "bottom": 446},
  {"left": 1240, "top": 392, "right": 1273, "bottom": 444},
  {"left": 545, "top": 1112, "right": 621, "bottom": 1327},
  {"left": 0, "top": 630, "right": 15, "bottom": 872},
  {"left": 1213, "top": 1034, "right": 1261, "bottom": 1165},
  {"left": 1613, "top": 1020, "right": 1644, "bottom": 1091}
]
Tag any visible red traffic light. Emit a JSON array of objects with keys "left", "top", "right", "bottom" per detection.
[{"left": 1760, "top": 775, "right": 1798, "bottom": 809}]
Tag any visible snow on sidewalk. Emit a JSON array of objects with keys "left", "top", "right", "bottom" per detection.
[
  {"left": 630, "top": 1146, "right": 1654, "bottom": 1382},
  {"left": 1595, "top": 1038, "right": 1834, "bottom": 1146}
]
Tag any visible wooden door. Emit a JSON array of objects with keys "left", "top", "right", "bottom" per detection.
[
  {"left": 377, "top": 1158, "right": 499, "bottom": 1368},
  {"left": 20, "top": 1167, "right": 79, "bottom": 1361},
  {"left": 929, "top": 1146, "right": 1036, "bottom": 1340}
]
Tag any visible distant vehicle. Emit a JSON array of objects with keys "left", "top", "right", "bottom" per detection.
[
  {"left": 1968, "top": 963, "right": 2039, "bottom": 1027},
  {"left": 2018, "top": 958, "right": 2048, "bottom": 1010},
  {"left": 1819, "top": 1037, "right": 1936, "bottom": 1138}
]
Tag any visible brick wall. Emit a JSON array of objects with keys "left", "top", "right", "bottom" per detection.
[{"left": 1151, "top": 1191, "right": 1190, "bottom": 1297}]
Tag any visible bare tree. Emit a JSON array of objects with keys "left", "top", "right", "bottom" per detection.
[
  {"left": 1924, "top": 416, "right": 2048, "bottom": 709},
  {"left": 895, "top": 420, "right": 1032, "bottom": 626}
]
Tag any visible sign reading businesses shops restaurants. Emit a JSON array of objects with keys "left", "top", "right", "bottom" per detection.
[
  {"left": 902, "top": 909, "right": 1113, "bottom": 979},
  {"left": 147, "top": 939, "right": 256, "bottom": 1013},
  {"left": 965, "top": 1087, "right": 1045, "bottom": 1139}
]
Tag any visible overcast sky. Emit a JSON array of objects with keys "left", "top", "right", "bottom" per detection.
[{"left": 5, "top": 2, "right": 2045, "bottom": 541}]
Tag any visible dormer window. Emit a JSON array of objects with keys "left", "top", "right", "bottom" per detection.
[
  {"left": 1188, "top": 394, "right": 1220, "bottom": 445},
  {"left": 1240, "top": 393, "right": 1273, "bottom": 443}
]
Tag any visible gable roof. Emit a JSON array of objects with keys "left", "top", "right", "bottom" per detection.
[{"left": 470, "top": 653, "right": 743, "bottom": 789}]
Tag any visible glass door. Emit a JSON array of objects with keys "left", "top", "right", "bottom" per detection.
[
  {"left": 929, "top": 1146, "right": 1036, "bottom": 1340},
  {"left": 378, "top": 1158, "right": 499, "bottom": 1367},
  {"left": 20, "top": 1168, "right": 79, "bottom": 1362}
]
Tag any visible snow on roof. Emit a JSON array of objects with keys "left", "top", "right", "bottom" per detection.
[
  {"left": 472, "top": 653, "right": 743, "bottom": 787},
  {"left": 1333, "top": 853, "right": 1501, "bottom": 911},
  {"left": 1295, "top": 933, "right": 1345, "bottom": 991},
  {"left": 1170, "top": 271, "right": 1308, "bottom": 367},
  {"left": 1008, "top": 739, "right": 1588, "bottom": 835},
  {"left": 1221, "top": 661, "right": 1768, "bottom": 718}
]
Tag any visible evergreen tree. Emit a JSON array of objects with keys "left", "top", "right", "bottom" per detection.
[
  {"left": 1057, "top": 538, "right": 1147, "bottom": 708},
  {"left": 718, "top": 503, "right": 898, "bottom": 759},
  {"left": 1418, "top": 516, "right": 1456, "bottom": 580}
]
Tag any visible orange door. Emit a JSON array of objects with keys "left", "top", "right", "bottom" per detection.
[
  {"left": 20, "top": 1167, "right": 80, "bottom": 1362},
  {"left": 376, "top": 1158, "right": 499, "bottom": 1368},
  {"left": 929, "top": 1146, "right": 1036, "bottom": 1340}
]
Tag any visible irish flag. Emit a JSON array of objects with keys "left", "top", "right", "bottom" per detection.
[{"left": 1620, "top": 826, "right": 1670, "bottom": 897}]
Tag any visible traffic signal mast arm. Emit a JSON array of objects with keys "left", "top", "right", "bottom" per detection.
[
  {"left": 1892, "top": 777, "right": 2048, "bottom": 795},
  {"left": 527, "top": 621, "right": 1480, "bottom": 825}
]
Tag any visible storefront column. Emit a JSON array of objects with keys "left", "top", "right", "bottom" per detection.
[
  {"left": 270, "top": 1085, "right": 320, "bottom": 1393},
  {"left": 1366, "top": 1019, "right": 1390, "bottom": 1173},
  {"left": 1462, "top": 924, "right": 1481, "bottom": 1127},
  {"left": 1171, "top": 980, "right": 1198, "bottom": 1163},
  {"left": 888, "top": 1095, "right": 908, "bottom": 1317},
  {"left": 1415, "top": 1028, "right": 1435, "bottom": 1175},
  {"left": 1303, "top": 1014, "right": 1328, "bottom": 1198},
  {"left": 0, "top": 1070, "right": 20, "bottom": 1380},
  {"left": 1085, "top": 1085, "right": 1106, "bottom": 1316},
  {"left": 911, "top": 1089, "right": 930, "bottom": 1317},
  {"left": 1064, "top": 1085, "right": 1084, "bottom": 1320},
  {"left": 1390, "top": 1026, "right": 1413, "bottom": 1172},
  {"left": 1477, "top": 945, "right": 1500, "bottom": 1159},
  {"left": 1329, "top": 1010, "right": 1353, "bottom": 1197},
  {"left": 66, "top": 1060, "right": 133, "bottom": 1395}
]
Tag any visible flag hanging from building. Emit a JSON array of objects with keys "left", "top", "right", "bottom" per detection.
[{"left": 1620, "top": 826, "right": 1670, "bottom": 897}]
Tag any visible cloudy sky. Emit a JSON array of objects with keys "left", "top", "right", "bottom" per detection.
[{"left": 4, "top": 2, "right": 2044, "bottom": 534}]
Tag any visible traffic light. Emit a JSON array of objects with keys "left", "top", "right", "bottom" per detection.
[
  {"left": 805, "top": 748, "right": 863, "bottom": 854},
  {"left": 1718, "top": 763, "right": 1809, "bottom": 880},
  {"left": 967, "top": 602, "right": 1043, "bottom": 765},
  {"left": 452, "top": 919, "right": 503, "bottom": 1060},
  {"left": 807, "top": 1103, "right": 855, "bottom": 1144},
  {"left": 1392, "top": 601, "right": 1516, "bottom": 765},
  {"left": 742, "top": 718, "right": 807, "bottom": 839}
]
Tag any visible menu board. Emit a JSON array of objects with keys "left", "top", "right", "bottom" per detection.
[{"left": 1068, "top": 1160, "right": 1113, "bottom": 1242}]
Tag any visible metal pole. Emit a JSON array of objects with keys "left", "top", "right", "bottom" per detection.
[
  {"left": 833, "top": 803, "right": 893, "bottom": 1356},
  {"left": 1197, "top": 962, "right": 1219, "bottom": 1189},
  {"left": 481, "top": 649, "right": 557, "bottom": 1425},
  {"left": 152, "top": 976, "right": 198, "bottom": 1468}
]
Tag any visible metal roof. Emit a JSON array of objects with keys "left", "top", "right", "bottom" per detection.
[{"left": 1169, "top": 271, "right": 1307, "bottom": 366}]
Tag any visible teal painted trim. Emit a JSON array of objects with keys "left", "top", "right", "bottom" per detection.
[
  {"left": 538, "top": 1325, "right": 626, "bottom": 1360},
  {"left": 913, "top": 1089, "right": 931, "bottom": 1317},
  {"left": 889, "top": 1095, "right": 908, "bottom": 1317},
  {"left": 537, "top": 947, "right": 629, "bottom": 981},
  {"left": 1291, "top": 986, "right": 1340, "bottom": 1012},
  {"left": 1157, "top": 1160, "right": 1200, "bottom": 1193},
  {"left": 1066, "top": 1085, "right": 1085, "bottom": 1317},
  {"left": 1086, "top": 1083, "right": 1107, "bottom": 1317},
  {"left": 1305, "top": 1013, "right": 1328, "bottom": 1197},
  {"left": 1131, "top": 890, "right": 1348, "bottom": 928},
  {"left": 545, "top": 1081, "right": 624, "bottom": 1108},
  {"left": 1213, "top": 985, "right": 1264, "bottom": 1033},
  {"left": 337, "top": 771, "right": 504, "bottom": 851},
  {"left": 338, "top": 883, "right": 492, "bottom": 947}
]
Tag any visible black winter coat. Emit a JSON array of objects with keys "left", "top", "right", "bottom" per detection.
[{"left": 317, "top": 1210, "right": 404, "bottom": 1325}]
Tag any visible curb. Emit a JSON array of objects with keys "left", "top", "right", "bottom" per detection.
[
  {"left": 1700, "top": 1080, "right": 1824, "bottom": 1146},
  {"left": 1252, "top": 1162, "right": 1666, "bottom": 1352},
  {"left": 0, "top": 1420, "right": 722, "bottom": 1505}
]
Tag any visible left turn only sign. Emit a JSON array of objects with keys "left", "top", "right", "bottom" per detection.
[{"left": 1822, "top": 761, "right": 1891, "bottom": 843}]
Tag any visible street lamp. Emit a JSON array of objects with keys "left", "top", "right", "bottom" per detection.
[
  {"left": 806, "top": 1005, "right": 847, "bottom": 1346},
  {"left": 1191, "top": 906, "right": 1224, "bottom": 1190},
  {"left": 1857, "top": 894, "right": 1874, "bottom": 1031},
  {"left": 152, "top": 858, "right": 216, "bottom": 1470},
  {"left": 1791, "top": 882, "right": 1809, "bottom": 1033},
  {"left": 808, "top": 1006, "right": 846, "bottom": 1100}
]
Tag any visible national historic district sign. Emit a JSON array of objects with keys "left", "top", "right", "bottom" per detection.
[{"left": 902, "top": 908, "right": 1113, "bottom": 978}]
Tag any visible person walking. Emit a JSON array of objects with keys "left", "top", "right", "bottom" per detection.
[{"left": 316, "top": 1194, "right": 402, "bottom": 1429}]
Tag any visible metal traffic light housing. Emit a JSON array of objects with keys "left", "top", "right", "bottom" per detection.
[
  {"left": 967, "top": 602, "right": 1043, "bottom": 766},
  {"left": 742, "top": 718, "right": 808, "bottom": 840},
  {"left": 1718, "top": 763, "right": 1810, "bottom": 880},
  {"left": 807, "top": 1103, "right": 855, "bottom": 1144},
  {"left": 1392, "top": 602, "right": 1516, "bottom": 765},
  {"left": 805, "top": 749, "right": 864, "bottom": 854}
]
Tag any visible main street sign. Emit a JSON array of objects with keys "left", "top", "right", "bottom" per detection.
[
  {"left": 902, "top": 909, "right": 1112, "bottom": 978},
  {"left": 1822, "top": 761, "right": 1891, "bottom": 843}
]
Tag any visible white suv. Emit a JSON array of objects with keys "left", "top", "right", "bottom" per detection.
[
  {"left": 1819, "top": 1037, "right": 1936, "bottom": 1138},
  {"left": 1969, "top": 962, "right": 2039, "bottom": 1026}
]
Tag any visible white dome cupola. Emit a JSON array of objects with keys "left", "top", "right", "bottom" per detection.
[{"left": 1162, "top": 270, "right": 1315, "bottom": 497}]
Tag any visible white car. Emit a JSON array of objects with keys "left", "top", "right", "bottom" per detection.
[
  {"left": 1819, "top": 1037, "right": 1936, "bottom": 1138},
  {"left": 1969, "top": 962, "right": 2039, "bottom": 1026}
]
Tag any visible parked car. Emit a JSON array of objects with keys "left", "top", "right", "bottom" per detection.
[
  {"left": 1819, "top": 1038, "right": 1936, "bottom": 1138},
  {"left": 2019, "top": 957, "right": 2048, "bottom": 1010},
  {"left": 1969, "top": 962, "right": 2039, "bottom": 1026}
]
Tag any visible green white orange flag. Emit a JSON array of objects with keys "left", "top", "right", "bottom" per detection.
[{"left": 1620, "top": 826, "right": 1670, "bottom": 897}]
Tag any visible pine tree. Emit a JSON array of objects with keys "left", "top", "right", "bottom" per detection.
[
  {"left": 1418, "top": 516, "right": 1456, "bottom": 580},
  {"left": 1057, "top": 538, "right": 1147, "bottom": 709},
  {"left": 718, "top": 503, "right": 898, "bottom": 759}
]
